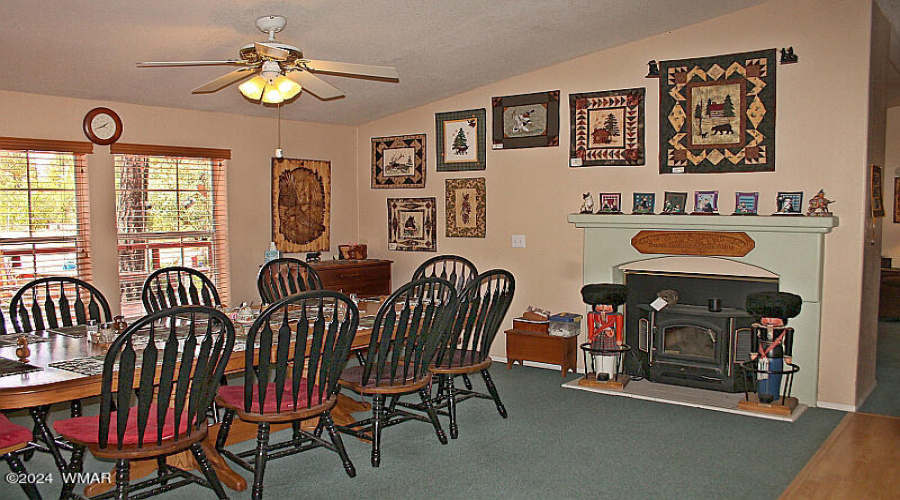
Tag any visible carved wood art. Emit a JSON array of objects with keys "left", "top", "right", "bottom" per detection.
[
  {"left": 272, "top": 158, "right": 330, "bottom": 253},
  {"left": 631, "top": 230, "right": 755, "bottom": 257}
]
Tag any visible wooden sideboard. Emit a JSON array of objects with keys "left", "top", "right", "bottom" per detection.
[{"left": 311, "top": 259, "right": 392, "bottom": 296}]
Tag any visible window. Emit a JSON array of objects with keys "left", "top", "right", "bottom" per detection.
[
  {"left": 112, "top": 144, "right": 230, "bottom": 317},
  {"left": 0, "top": 138, "right": 93, "bottom": 314}
]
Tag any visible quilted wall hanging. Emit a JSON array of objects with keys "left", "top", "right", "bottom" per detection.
[
  {"left": 569, "top": 87, "right": 645, "bottom": 167},
  {"left": 659, "top": 48, "right": 776, "bottom": 174}
]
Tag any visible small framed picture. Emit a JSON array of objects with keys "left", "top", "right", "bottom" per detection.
[
  {"left": 733, "top": 192, "right": 759, "bottom": 215},
  {"left": 632, "top": 193, "right": 655, "bottom": 214},
  {"left": 662, "top": 192, "right": 688, "bottom": 214},
  {"left": 597, "top": 193, "right": 622, "bottom": 213},
  {"left": 693, "top": 190, "right": 719, "bottom": 214},
  {"left": 775, "top": 191, "right": 804, "bottom": 215}
]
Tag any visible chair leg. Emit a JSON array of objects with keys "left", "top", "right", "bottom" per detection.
[
  {"left": 445, "top": 375, "right": 459, "bottom": 439},
  {"left": 114, "top": 459, "right": 129, "bottom": 500},
  {"left": 419, "top": 388, "right": 448, "bottom": 445},
  {"left": 28, "top": 407, "right": 67, "bottom": 474},
  {"left": 60, "top": 443, "right": 85, "bottom": 499},
  {"left": 312, "top": 417, "right": 325, "bottom": 438},
  {"left": 481, "top": 369, "right": 507, "bottom": 418},
  {"left": 191, "top": 442, "right": 228, "bottom": 500},
  {"left": 215, "top": 409, "right": 235, "bottom": 451},
  {"left": 156, "top": 456, "right": 168, "bottom": 486},
  {"left": 370, "top": 395, "right": 385, "bottom": 467},
  {"left": 461, "top": 373, "right": 473, "bottom": 390},
  {"left": 5, "top": 454, "right": 42, "bottom": 500},
  {"left": 252, "top": 422, "right": 270, "bottom": 500},
  {"left": 322, "top": 412, "right": 356, "bottom": 478}
]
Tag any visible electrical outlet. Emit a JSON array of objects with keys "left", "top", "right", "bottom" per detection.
[{"left": 512, "top": 234, "right": 526, "bottom": 248}]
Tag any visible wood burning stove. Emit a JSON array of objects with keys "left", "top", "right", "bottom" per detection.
[{"left": 637, "top": 304, "right": 754, "bottom": 392}]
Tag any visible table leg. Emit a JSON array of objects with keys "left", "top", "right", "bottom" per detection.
[{"left": 28, "top": 406, "right": 67, "bottom": 473}]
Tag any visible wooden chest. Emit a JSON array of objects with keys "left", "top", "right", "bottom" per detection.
[
  {"left": 505, "top": 328, "right": 577, "bottom": 377},
  {"left": 311, "top": 259, "right": 392, "bottom": 296}
]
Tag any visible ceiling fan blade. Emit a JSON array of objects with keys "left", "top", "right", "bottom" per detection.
[
  {"left": 285, "top": 70, "right": 345, "bottom": 100},
  {"left": 303, "top": 60, "right": 399, "bottom": 80},
  {"left": 191, "top": 67, "right": 258, "bottom": 94},
  {"left": 255, "top": 42, "right": 289, "bottom": 61},
  {"left": 137, "top": 60, "right": 243, "bottom": 67}
]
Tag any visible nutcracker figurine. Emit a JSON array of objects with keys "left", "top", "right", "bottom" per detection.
[
  {"left": 581, "top": 283, "right": 628, "bottom": 381},
  {"left": 745, "top": 291, "right": 802, "bottom": 404}
]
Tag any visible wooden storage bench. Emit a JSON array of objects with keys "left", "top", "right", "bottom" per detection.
[{"left": 505, "top": 328, "right": 577, "bottom": 377}]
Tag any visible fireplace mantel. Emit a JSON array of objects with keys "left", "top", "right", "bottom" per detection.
[{"left": 568, "top": 213, "right": 839, "bottom": 406}]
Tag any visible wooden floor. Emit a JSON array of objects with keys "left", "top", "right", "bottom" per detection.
[{"left": 782, "top": 412, "right": 900, "bottom": 499}]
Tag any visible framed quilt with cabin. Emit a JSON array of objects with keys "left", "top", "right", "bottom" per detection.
[
  {"left": 659, "top": 49, "right": 777, "bottom": 174},
  {"left": 569, "top": 87, "right": 645, "bottom": 167}
]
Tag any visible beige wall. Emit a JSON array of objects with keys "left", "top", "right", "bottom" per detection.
[
  {"left": 356, "top": 0, "right": 874, "bottom": 406},
  {"left": 0, "top": 89, "right": 358, "bottom": 312},
  {"left": 859, "top": 3, "right": 890, "bottom": 403}
]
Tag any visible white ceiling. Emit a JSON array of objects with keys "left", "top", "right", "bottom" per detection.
[{"left": 1, "top": 0, "right": 775, "bottom": 125}]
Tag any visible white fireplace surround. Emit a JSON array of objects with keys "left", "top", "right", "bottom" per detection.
[{"left": 568, "top": 214, "right": 839, "bottom": 406}]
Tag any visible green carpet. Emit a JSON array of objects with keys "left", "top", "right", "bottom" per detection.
[
  {"left": 2, "top": 364, "right": 844, "bottom": 500},
  {"left": 858, "top": 320, "right": 900, "bottom": 416}
]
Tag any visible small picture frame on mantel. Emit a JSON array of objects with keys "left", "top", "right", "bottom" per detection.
[
  {"left": 733, "top": 192, "right": 759, "bottom": 215},
  {"left": 661, "top": 191, "right": 688, "bottom": 215},
  {"left": 597, "top": 193, "right": 622, "bottom": 214},
  {"left": 692, "top": 190, "right": 719, "bottom": 215},
  {"left": 632, "top": 193, "right": 655, "bottom": 214},
  {"left": 775, "top": 191, "right": 804, "bottom": 215}
]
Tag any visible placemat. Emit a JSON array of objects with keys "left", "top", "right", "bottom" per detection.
[
  {"left": 47, "top": 325, "right": 88, "bottom": 338},
  {"left": 48, "top": 357, "right": 105, "bottom": 377},
  {"left": 0, "top": 357, "right": 43, "bottom": 377},
  {"left": 0, "top": 333, "right": 52, "bottom": 348}
]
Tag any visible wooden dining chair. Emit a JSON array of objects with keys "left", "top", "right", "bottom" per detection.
[
  {"left": 9, "top": 276, "right": 112, "bottom": 334},
  {"left": 8, "top": 276, "right": 113, "bottom": 473},
  {"left": 412, "top": 255, "right": 478, "bottom": 293},
  {"left": 430, "top": 270, "right": 515, "bottom": 439},
  {"left": 1, "top": 413, "right": 42, "bottom": 500},
  {"left": 256, "top": 257, "right": 323, "bottom": 304},
  {"left": 215, "top": 290, "right": 359, "bottom": 500},
  {"left": 54, "top": 305, "right": 235, "bottom": 500},
  {"left": 141, "top": 266, "right": 221, "bottom": 313},
  {"left": 338, "top": 277, "right": 457, "bottom": 467}
]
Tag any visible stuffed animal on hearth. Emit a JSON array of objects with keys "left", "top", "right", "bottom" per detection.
[
  {"left": 746, "top": 291, "right": 801, "bottom": 404},
  {"left": 581, "top": 283, "right": 628, "bottom": 381}
]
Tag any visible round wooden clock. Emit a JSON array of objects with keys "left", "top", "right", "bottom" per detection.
[{"left": 83, "top": 107, "right": 122, "bottom": 145}]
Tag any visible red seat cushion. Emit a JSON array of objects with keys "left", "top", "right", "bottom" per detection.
[
  {"left": 0, "top": 414, "right": 32, "bottom": 450},
  {"left": 53, "top": 405, "right": 193, "bottom": 446},
  {"left": 217, "top": 379, "right": 324, "bottom": 414},
  {"left": 340, "top": 364, "right": 419, "bottom": 389}
]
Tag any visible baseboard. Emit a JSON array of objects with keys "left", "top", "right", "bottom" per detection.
[
  {"left": 816, "top": 400, "right": 855, "bottom": 412},
  {"left": 492, "top": 356, "right": 584, "bottom": 374}
]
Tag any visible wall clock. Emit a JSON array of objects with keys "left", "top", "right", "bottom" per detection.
[{"left": 83, "top": 107, "right": 122, "bottom": 145}]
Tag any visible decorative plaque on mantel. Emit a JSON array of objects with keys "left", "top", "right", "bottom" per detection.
[{"left": 630, "top": 231, "right": 755, "bottom": 257}]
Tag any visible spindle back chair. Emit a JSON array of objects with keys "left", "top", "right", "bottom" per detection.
[
  {"left": 256, "top": 257, "right": 323, "bottom": 304},
  {"left": 141, "top": 266, "right": 221, "bottom": 313},
  {"left": 9, "top": 276, "right": 111, "bottom": 333},
  {"left": 338, "top": 277, "right": 456, "bottom": 467}
]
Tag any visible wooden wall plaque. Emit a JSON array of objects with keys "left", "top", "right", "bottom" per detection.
[{"left": 631, "top": 230, "right": 755, "bottom": 257}]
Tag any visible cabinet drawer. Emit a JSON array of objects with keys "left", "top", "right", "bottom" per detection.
[{"left": 311, "top": 260, "right": 392, "bottom": 296}]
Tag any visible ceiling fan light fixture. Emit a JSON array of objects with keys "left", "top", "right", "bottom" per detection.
[
  {"left": 262, "top": 85, "right": 285, "bottom": 104},
  {"left": 239, "top": 75, "right": 266, "bottom": 100},
  {"left": 275, "top": 76, "right": 302, "bottom": 100}
]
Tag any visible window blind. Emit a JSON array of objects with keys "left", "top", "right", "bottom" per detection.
[
  {"left": 112, "top": 146, "right": 230, "bottom": 317},
  {"left": 0, "top": 138, "right": 94, "bottom": 328}
]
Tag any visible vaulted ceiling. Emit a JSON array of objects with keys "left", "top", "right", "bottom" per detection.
[{"left": 0, "top": 0, "right": 797, "bottom": 125}]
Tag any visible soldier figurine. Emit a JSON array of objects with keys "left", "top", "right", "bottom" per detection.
[
  {"left": 581, "top": 283, "right": 628, "bottom": 381},
  {"left": 746, "top": 291, "right": 802, "bottom": 404}
]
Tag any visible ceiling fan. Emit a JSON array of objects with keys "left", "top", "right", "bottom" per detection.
[{"left": 137, "top": 15, "right": 399, "bottom": 104}]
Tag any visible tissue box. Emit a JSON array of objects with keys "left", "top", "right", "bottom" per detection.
[{"left": 548, "top": 313, "right": 582, "bottom": 337}]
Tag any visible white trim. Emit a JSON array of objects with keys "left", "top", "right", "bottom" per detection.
[
  {"left": 815, "top": 400, "right": 854, "bottom": 412},
  {"left": 492, "top": 356, "right": 584, "bottom": 374}
]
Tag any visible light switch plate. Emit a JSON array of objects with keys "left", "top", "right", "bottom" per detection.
[{"left": 512, "top": 235, "right": 526, "bottom": 248}]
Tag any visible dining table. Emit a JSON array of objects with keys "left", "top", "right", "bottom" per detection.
[{"left": 0, "top": 297, "right": 384, "bottom": 495}]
